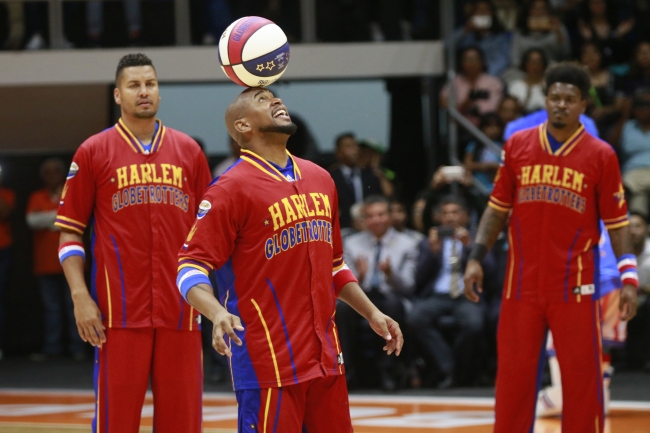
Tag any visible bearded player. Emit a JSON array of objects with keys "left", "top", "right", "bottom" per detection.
[
  {"left": 464, "top": 63, "right": 638, "bottom": 432},
  {"left": 177, "top": 88, "right": 403, "bottom": 432},
  {"left": 56, "top": 54, "right": 211, "bottom": 433}
]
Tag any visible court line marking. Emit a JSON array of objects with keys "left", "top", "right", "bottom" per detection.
[{"left": 1, "top": 389, "right": 649, "bottom": 410}]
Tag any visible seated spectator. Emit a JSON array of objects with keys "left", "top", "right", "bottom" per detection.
[
  {"left": 340, "top": 202, "right": 365, "bottom": 240},
  {"left": 213, "top": 137, "right": 241, "bottom": 178},
  {"left": 0, "top": 167, "right": 13, "bottom": 361},
  {"left": 336, "top": 195, "right": 418, "bottom": 390},
  {"left": 329, "top": 132, "right": 382, "bottom": 228},
  {"left": 406, "top": 195, "right": 487, "bottom": 388},
  {"left": 358, "top": 139, "right": 395, "bottom": 197},
  {"left": 616, "top": 41, "right": 650, "bottom": 98},
  {"left": 440, "top": 46, "right": 505, "bottom": 125},
  {"left": 427, "top": 165, "right": 482, "bottom": 224},
  {"left": 625, "top": 213, "right": 650, "bottom": 370},
  {"left": 390, "top": 198, "right": 425, "bottom": 243},
  {"left": 507, "top": 48, "right": 548, "bottom": 113},
  {"left": 463, "top": 112, "right": 504, "bottom": 192},
  {"left": 576, "top": 0, "right": 636, "bottom": 66},
  {"left": 497, "top": 95, "right": 523, "bottom": 128},
  {"left": 453, "top": 0, "right": 512, "bottom": 77},
  {"left": 511, "top": 0, "right": 571, "bottom": 69},
  {"left": 619, "top": 89, "right": 650, "bottom": 218},
  {"left": 86, "top": 0, "right": 141, "bottom": 47},
  {"left": 27, "top": 159, "right": 86, "bottom": 361},
  {"left": 581, "top": 41, "right": 623, "bottom": 137}
]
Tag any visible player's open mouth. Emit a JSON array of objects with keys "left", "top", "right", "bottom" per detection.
[{"left": 272, "top": 108, "right": 290, "bottom": 120}]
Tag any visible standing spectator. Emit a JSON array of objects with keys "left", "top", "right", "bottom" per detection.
[
  {"left": 625, "top": 213, "right": 650, "bottom": 370},
  {"left": 440, "top": 46, "right": 505, "bottom": 126},
  {"left": 453, "top": 0, "right": 513, "bottom": 77},
  {"left": 497, "top": 95, "right": 523, "bottom": 128},
  {"left": 407, "top": 195, "right": 486, "bottom": 388},
  {"left": 511, "top": 0, "right": 571, "bottom": 68},
  {"left": 507, "top": 48, "right": 548, "bottom": 113},
  {"left": 337, "top": 195, "right": 418, "bottom": 390},
  {"left": 27, "top": 159, "right": 86, "bottom": 361},
  {"left": 329, "top": 132, "right": 382, "bottom": 228},
  {"left": 86, "top": 0, "right": 141, "bottom": 47},
  {"left": 619, "top": 88, "right": 650, "bottom": 218},
  {"left": 0, "top": 167, "right": 13, "bottom": 361},
  {"left": 463, "top": 112, "right": 504, "bottom": 192},
  {"left": 390, "top": 198, "right": 425, "bottom": 243},
  {"left": 576, "top": 0, "right": 636, "bottom": 66},
  {"left": 212, "top": 137, "right": 241, "bottom": 177},
  {"left": 581, "top": 41, "right": 623, "bottom": 137}
]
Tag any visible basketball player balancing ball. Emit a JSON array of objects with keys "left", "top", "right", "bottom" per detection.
[{"left": 218, "top": 16, "right": 290, "bottom": 87}]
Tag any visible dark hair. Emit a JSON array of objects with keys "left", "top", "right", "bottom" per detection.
[
  {"left": 580, "top": 41, "right": 609, "bottom": 69},
  {"left": 335, "top": 132, "right": 355, "bottom": 149},
  {"left": 363, "top": 195, "right": 390, "bottom": 208},
  {"left": 457, "top": 46, "right": 488, "bottom": 74},
  {"left": 479, "top": 112, "right": 504, "bottom": 131},
  {"left": 545, "top": 63, "right": 591, "bottom": 100},
  {"left": 115, "top": 53, "right": 155, "bottom": 84},
  {"left": 516, "top": 0, "right": 552, "bottom": 35},
  {"left": 580, "top": 0, "right": 618, "bottom": 29},
  {"left": 437, "top": 195, "right": 469, "bottom": 212},
  {"left": 469, "top": 0, "right": 506, "bottom": 34},
  {"left": 630, "top": 211, "right": 649, "bottom": 225},
  {"left": 629, "top": 41, "right": 650, "bottom": 79},
  {"left": 520, "top": 48, "right": 548, "bottom": 73}
]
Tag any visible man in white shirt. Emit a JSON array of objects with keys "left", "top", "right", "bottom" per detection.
[{"left": 336, "top": 195, "right": 418, "bottom": 389}]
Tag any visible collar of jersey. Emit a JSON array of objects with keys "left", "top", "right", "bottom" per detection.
[
  {"left": 538, "top": 122, "right": 586, "bottom": 156},
  {"left": 239, "top": 148, "right": 302, "bottom": 182},
  {"left": 115, "top": 118, "right": 166, "bottom": 154}
]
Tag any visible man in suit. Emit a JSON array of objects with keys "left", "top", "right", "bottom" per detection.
[
  {"left": 407, "top": 195, "right": 487, "bottom": 388},
  {"left": 329, "top": 132, "right": 382, "bottom": 228}
]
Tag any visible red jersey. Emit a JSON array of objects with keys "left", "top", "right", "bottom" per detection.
[
  {"left": 27, "top": 189, "right": 62, "bottom": 275},
  {"left": 489, "top": 123, "right": 629, "bottom": 303},
  {"left": 178, "top": 149, "right": 357, "bottom": 390},
  {"left": 55, "top": 119, "right": 212, "bottom": 330}
]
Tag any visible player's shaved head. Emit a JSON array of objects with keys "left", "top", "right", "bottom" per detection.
[{"left": 225, "top": 88, "right": 259, "bottom": 144}]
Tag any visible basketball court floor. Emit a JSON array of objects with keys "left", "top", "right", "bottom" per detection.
[{"left": 1, "top": 389, "right": 650, "bottom": 433}]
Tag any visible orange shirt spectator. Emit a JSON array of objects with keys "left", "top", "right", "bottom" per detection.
[
  {"left": 0, "top": 188, "right": 15, "bottom": 249},
  {"left": 26, "top": 189, "right": 61, "bottom": 275}
]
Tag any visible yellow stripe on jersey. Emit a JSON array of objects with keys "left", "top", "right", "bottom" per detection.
[
  {"left": 242, "top": 149, "right": 290, "bottom": 180},
  {"left": 331, "top": 312, "right": 343, "bottom": 374},
  {"left": 554, "top": 123, "right": 584, "bottom": 156},
  {"left": 490, "top": 196, "right": 511, "bottom": 208},
  {"left": 104, "top": 266, "right": 112, "bottom": 328},
  {"left": 263, "top": 388, "right": 272, "bottom": 433},
  {"left": 54, "top": 221, "right": 84, "bottom": 235},
  {"left": 604, "top": 220, "right": 629, "bottom": 230},
  {"left": 240, "top": 156, "right": 283, "bottom": 182},
  {"left": 179, "top": 256, "right": 214, "bottom": 270},
  {"left": 487, "top": 201, "right": 510, "bottom": 213},
  {"left": 177, "top": 263, "right": 210, "bottom": 275},
  {"left": 251, "top": 298, "right": 282, "bottom": 387},
  {"left": 56, "top": 215, "right": 87, "bottom": 229},
  {"left": 189, "top": 306, "right": 194, "bottom": 331},
  {"left": 333, "top": 263, "right": 346, "bottom": 272},
  {"left": 115, "top": 122, "right": 142, "bottom": 153}
]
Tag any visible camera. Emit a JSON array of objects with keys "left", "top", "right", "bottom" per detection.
[{"left": 468, "top": 89, "right": 490, "bottom": 100}]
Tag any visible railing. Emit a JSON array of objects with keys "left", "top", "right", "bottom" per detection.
[
  {"left": 440, "top": 0, "right": 501, "bottom": 197},
  {"left": 5, "top": 0, "right": 319, "bottom": 49}
]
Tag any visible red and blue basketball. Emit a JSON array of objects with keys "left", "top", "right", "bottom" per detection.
[{"left": 218, "top": 17, "right": 290, "bottom": 88}]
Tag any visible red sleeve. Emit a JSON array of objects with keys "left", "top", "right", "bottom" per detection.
[
  {"left": 488, "top": 138, "right": 516, "bottom": 213},
  {"left": 55, "top": 144, "right": 95, "bottom": 234},
  {"left": 598, "top": 150, "right": 629, "bottom": 230},
  {"left": 178, "top": 184, "right": 239, "bottom": 276},
  {"left": 330, "top": 188, "right": 357, "bottom": 296}
]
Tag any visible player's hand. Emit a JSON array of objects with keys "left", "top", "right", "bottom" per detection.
[
  {"left": 463, "top": 259, "right": 483, "bottom": 303},
  {"left": 211, "top": 310, "right": 244, "bottom": 357},
  {"left": 368, "top": 310, "right": 403, "bottom": 356},
  {"left": 619, "top": 284, "right": 638, "bottom": 321},
  {"left": 72, "top": 291, "right": 106, "bottom": 347}
]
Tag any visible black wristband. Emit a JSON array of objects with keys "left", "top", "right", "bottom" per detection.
[{"left": 468, "top": 244, "right": 488, "bottom": 262}]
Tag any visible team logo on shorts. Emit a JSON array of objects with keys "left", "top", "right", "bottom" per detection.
[
  {"left": 67, "top": 162, "right": 79, "bottom": 180},
  {"left": 197, "top": 200, "right": 211, "bottom": 219}
]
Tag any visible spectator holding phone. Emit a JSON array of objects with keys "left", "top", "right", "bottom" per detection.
[
  {"left": 511, "top": 0, "right": 571, "bottom": 68},
  {"left": 407, "top": 195, "right": 489, "bottom": 388},
  {"left": 440, "top": 46, "right": 505, "bottom": 126}
]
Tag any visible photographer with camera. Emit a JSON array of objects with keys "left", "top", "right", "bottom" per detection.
[
  {"left": 406, "top": 195, "right": 490, "bottom": 388},
  {"left": 440, "top": 46, "right": 504, "bottom": 126}
]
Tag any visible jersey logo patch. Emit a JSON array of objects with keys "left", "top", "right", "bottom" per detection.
[
  {"left": 197, "top": 200, "right": 211, "bottom": 219},
  {"left": 337, "top": 352, "right": 344, "bottom": 365},
  {"left": 67, "top": 162, "right": 79, "bottom": 180}
]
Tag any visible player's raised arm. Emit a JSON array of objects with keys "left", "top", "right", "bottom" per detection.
[{"left": 59, "top": 229, "right": 105, "bottom": 347}]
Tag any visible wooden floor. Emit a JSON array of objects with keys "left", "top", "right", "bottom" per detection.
[{"left": 1, "top": 390, "right": 649, "bottom": 432}]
